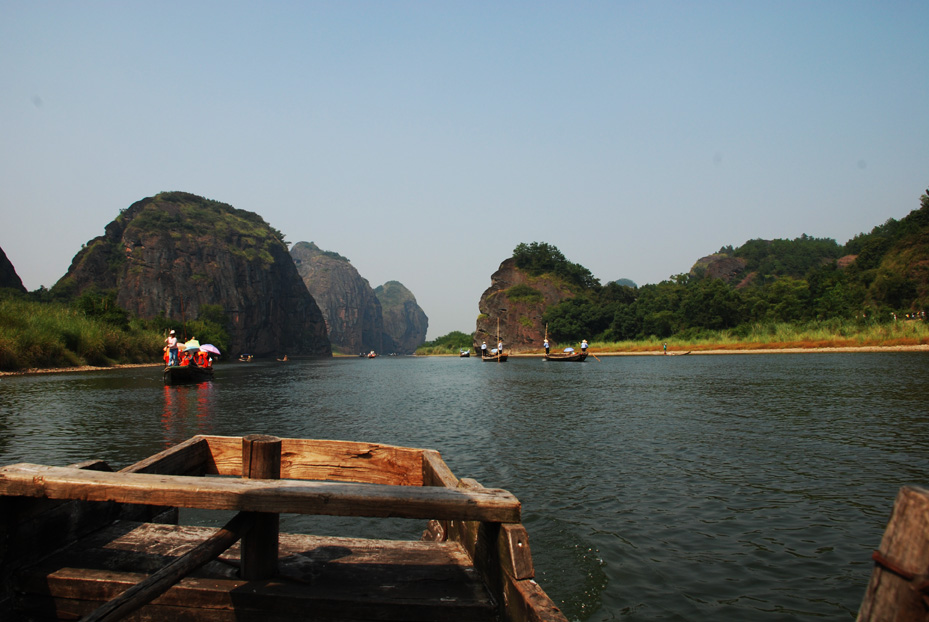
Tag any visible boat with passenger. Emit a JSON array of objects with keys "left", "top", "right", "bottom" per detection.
[
  {"left": 164, "top": 340, "right": 217, "bottom": 385},
  {"left": 544, "top": 348, "right": 588, "bottom": 362},
  {"left": 0, "top": 434, "right": 566, "bottom": 621}
]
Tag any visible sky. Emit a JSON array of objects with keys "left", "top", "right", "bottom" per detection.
[{"left": 2, "top": 2, "right": 928, "bottom": 339}]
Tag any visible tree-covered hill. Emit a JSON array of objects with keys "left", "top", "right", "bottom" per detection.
[{"left": 536, "top": 189, "right": 929, "bottom": 343}]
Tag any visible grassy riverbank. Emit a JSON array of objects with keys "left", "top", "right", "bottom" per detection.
[
  {"left": 586, "top": 319, "right": 929, "bottom": 354},
  {"left": 0, "top": 297, "right": 164, "bottom": 372},
  {"left": 417, "top": 320, "right": 929, "bottom": 356}
]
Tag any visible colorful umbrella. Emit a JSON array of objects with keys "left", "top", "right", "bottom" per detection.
[
  {"left": 184, "top": 339, "right": 201, "bottom": 351},
  {"left": 200, "top": 344, "right": 221, "bottom": 355}
]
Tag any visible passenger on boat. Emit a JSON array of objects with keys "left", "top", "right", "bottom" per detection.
[
  {"left": 581, "top": 339, "right": 588, "bottom": 353},
  {"left": 165, "top": 330, "right": 179, "bottom": 366},
  {"left": 543, "top": 338, "right": 550, "bottom": 355},
  {"left": 481, "top": 342, "right": 487, "bottom": 357},
  {"left": 497, "top": 340, "right": 503, "bottom": 354},
  {"left": 180, "top": 351, "right": 192, "bottom": 367}
]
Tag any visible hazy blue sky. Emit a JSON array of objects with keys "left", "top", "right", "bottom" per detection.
[{"left": 2, "top": 2, "right": 927, "bottom": 339}]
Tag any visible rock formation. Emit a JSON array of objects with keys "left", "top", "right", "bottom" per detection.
[
  {"left": 374, "top": 281, "right": 428, "bottom": 355},
  {"left": 291, "top": 241, "right": 383, "bottom": 355},
  {"left": 690, "top": 253, "right": 748, "bottom": 284},
  {"left": 0, "top": 247, "right": 26, "bottom": 293},
  {"left": 474, "top": 258, "right": 577, "bottom": 353},
  {"left": 53, "top": 192, "right": 331, "bottom": 358}
]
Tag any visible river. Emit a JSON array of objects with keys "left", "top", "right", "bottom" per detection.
[{"left": 1, "top": 352, "right": 927, "bottom": 620}]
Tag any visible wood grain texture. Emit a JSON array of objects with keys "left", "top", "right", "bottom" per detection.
[{"left": 0, "top": 463, "right": 521, "bottom": 522}]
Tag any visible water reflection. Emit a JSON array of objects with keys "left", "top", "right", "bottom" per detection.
[{"left": 161, "top": 382, "right": 216, "bottom": 448}]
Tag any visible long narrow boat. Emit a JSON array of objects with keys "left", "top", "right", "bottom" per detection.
[
  {"left": 544, "top": 351, "right": 588, "bottom": 362},
  {"left": 163, "top": 364, "right": 214, "bottom": 385},
  {"left": 0, "top": 434, "right": 567, "bottom": 622},
  {"left": 482, "top": 352, "right": 509, "bottom": 362}
]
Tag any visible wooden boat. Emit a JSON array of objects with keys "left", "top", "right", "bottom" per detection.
[
  {"left": 459, "top": 349, "right": 471, "bottom": 357},
  {"left": 482, "top": 352, "right": 508, "bottom": 362},
  {"left": 0, "top": 434, "right": 566, "bottom": 622},
  {"left": 163, "top": 364, "right": 214, "bottom": 385},
  {"left": 544, "top": 351, "right": 588, "bottom": 362}
]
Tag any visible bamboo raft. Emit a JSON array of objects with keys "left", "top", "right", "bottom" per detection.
[{"left": 0, "top": 435, "right": 567, "bottom": 622}]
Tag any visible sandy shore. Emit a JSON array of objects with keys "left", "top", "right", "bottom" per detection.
[
  {"left": 503, "top": 343, "right": 929, "bottom": 357},
  {"left": 0, "top": 363, "right": 162, "bottom": 377}
]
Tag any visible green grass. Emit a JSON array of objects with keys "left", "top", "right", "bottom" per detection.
[
  {"left": 0, "top": 297, "right": 165, "bottom": 371},
  {"left": 415, "top": 319, "right": 929, "bottom": 356},
  {"left": 587, "top": 319, "right": 929, "bottom": 353}
]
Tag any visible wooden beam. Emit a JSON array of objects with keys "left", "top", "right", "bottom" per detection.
[
  {"left": 422, "top": 450, "right": 458, "bottom": 488},
  {"left": 77, "top": 512, "right": 254, "bottom": 622},
  {"left": 240, "top": 435, "right": 280, "bottom": 580},
  {"left": 201, "top": 436, "right": 426, "bottom": 485},
  {"left": 121, "top": 436, "right": 213, "bottom": 476},
  {"left": 0, "top": 464, "right": 521, "bottom": 523},
  {"left": 857, "top": 485, "right": 929, "bottom": 622}
]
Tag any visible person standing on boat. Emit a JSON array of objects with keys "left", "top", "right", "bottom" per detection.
[
  {"left": 165, "top": 330, "right": 179, "bottom": 366},
  {"left": 544, "top": 337, "right": 550, "bottom": 355},
  {"left": 497, "top": 339, "right": 503, "bottom": 355},
  {"left": 481, "top": 341, "right": 487, "bottom": 357},
  {"left": 581, "top": 339, "right": 588, "bottom": 354}
]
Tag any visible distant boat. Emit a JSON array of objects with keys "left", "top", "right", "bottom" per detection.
[
  {"left": 367, "top": 351, "right": 377, "bottom": 358},
  {"left": 482, "top": 319, "right": 507, "bottom": 362},
  {"left": 481, "top": 350, "right": 508, "bottom": 362},
  {"left": 459, "top": 349, "right": 470, "bottom": 358},
  {"left": 544, "top": 350, "right": 588, "bottom": 362}
]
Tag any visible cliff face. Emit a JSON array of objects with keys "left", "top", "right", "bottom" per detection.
[
  {"left": 0, "top": 247, "right": 26, "bottom": 293},
  {"left": 475, "top": 258, "right": 577, "bottom": 353},
  {"left": 374, "top": 281, "right": 428, "bottom": 355},
  {"left": 690, "top": 254, "right": 748, "bottom": 284},
  {"left": 53, "top": 192, "right": 331, "bottom": 358},
  {"left": 291, "top": 241, "right": 383, "bottom": 355}
]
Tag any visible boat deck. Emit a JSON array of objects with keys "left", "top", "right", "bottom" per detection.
[
  {"left": 0, "top": 435, "right": 566, "bottom": 622},
  {"left": 15, "top": 521, "right": 498, "bottom": 621}
]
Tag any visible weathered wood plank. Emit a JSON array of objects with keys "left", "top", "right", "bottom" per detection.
[
  {"left": 121, "top": 436, "right": 214, "bottom": 476},
  {"left": 17, "top": 523, "right": 497, "bottom": 621},
  {"left": 240, "top": 435, "right": 281, "bottom": 580},
  {"left": 78, "top": 512, "right": 254, "bottom": 622},
  {"left": 506, "top": 578, "right": 570, "bottom": 622},
  {"left": 202, "top": 436, "right": 426, "bottom": 486},
  {"left": 0, "top": 464, "right": 521, "bottom": 523},
  {"left": 446, "top": 478, "right": 568, "bottom": 622},
  {"left": 422, "top": 449, "right": 458, "bottom": 488},
  {"left": 857, "top": 485, "right": 929, "bottom": 622}
]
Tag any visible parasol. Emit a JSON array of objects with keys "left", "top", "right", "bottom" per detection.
[{"left": 200, "top": 344, "right": 221, "bottom": 355}]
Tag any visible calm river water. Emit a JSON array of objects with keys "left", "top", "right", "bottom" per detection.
[{"left": 1, "top": 353, "right": 928, "bottom": 620}]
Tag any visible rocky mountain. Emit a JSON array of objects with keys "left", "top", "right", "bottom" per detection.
[
  {"left": 474, "top": 257, "right": 578, "bottom": 353},
  {"left": 690, "top": 253, "right": 749, "bottom": 285},
  {"left": 374, "top": 281, "right": 428, "bottom": 354},
  {"left": 0, "top": 247, "right": 26, "bottom": 293},
  {"left": 53, "top": 192, "right": 331, "bottom": 358},
  {"left": 291, "top": 241, "right": 383, "bottom": 355}
]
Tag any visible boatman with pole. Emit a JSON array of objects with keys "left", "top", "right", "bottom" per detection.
[{"left": 165, "top": 330, "right": 179, "bottom": 366}]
